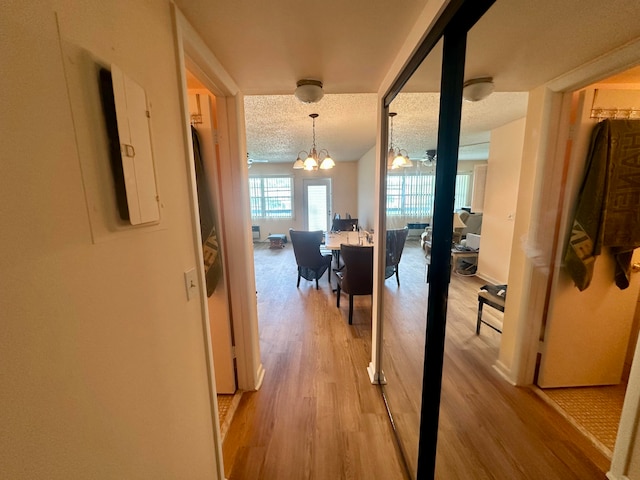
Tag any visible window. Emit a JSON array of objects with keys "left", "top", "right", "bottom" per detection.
[
  {"left": 249, "top": 176, "right": 294, "bottom": 218},
  {"left": 386, "top": 171, "right": 472, "bottom": 216}
]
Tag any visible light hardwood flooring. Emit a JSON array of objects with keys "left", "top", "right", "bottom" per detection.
[{"left": 222, "top": 240, "right": 609, "bottom": 479}]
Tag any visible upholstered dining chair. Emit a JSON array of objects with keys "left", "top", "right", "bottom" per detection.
[
  {"left": 385, "top": 227, "right": 409, "bottom": 286},
  {"left": 336, "top": 244, "right": 374, "bottom": 324},
  {"left": 289, "top": 229, "right": 333, "bottom": 290}
]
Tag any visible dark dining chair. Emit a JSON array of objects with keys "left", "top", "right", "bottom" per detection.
[
  {"left": 336, "top": 244, "right": 374, "bottom": 324},
  {"left": 385, "top": 227, "right": 409, "bottom": 286},
  {"left": 289, "top": 229, "right": 332, "bottom": 290}
]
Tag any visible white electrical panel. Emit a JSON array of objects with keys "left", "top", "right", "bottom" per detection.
[{"left": 110, "top": 64, "right": 159, "bottom": 225}]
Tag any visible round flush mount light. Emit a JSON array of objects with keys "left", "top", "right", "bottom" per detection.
[
  {"left": 462, "top": 77, "right": 495, "bottom": 102},
  {"left": 294, "top": 79, "right": 324, "bottom": 104}
]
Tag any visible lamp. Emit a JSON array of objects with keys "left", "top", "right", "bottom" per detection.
[
  {"left": 387, "top": 112, "right": 411, "bottom": 169},
  {"left": 293, "top": 113, "right": 335, "bottom": 171},
  {"left": 294, "top": 79, "right": 324, "bottom": 104},
  {"left": 462, "top": 77, "right": 495, "bottom": 102}
]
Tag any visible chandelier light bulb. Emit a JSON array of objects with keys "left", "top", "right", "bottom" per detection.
[{"left": 319, "top": 155, "right": 335, "bottom": 170}]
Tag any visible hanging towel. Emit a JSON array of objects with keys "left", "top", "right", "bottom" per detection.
[
  {"left": 192, "top": 126, "right": 222, "bottom": 296},
  {"left": 565, "top": 119, "right": 640, "bottom": 291}
]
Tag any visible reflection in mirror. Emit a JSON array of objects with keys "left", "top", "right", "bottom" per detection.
[
  {"left": 381, "top": 38, "right": 443, "bottom": 478},
  {"left": 380, "top": 6, "right": 529, "bottom": 478}
]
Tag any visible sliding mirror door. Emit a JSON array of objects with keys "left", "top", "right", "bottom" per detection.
[
  {"left": 381, "top": 38, "right": 443, "bottom": 478},
  {"left": 379, "top": 2, "right": 499, "bottom": 478}
]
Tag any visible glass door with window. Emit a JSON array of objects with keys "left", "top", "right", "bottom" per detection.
[{"left": 303, "top": 178, "right": 331, "bottom": 231}]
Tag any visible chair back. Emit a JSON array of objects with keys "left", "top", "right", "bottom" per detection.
[
  {"left": 331, "top": 218, "right": 358, "bottom": 232},
  {"left": 340, "top": 244, "right": 374, "bottom": 295},
  {"left": 386, "top": 227, "right": 409, "bottom": 268},
  {"left": 289, "top": 229, "right": 326, "bottom": 267}
]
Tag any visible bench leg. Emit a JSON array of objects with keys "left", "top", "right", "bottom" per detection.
[{"left": 476, "top": 299, "right": 484, "bottom": 335}]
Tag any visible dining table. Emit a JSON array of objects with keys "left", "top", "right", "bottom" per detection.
[{"left": 324, "top": 230, "right": 373, "bottom": 267}]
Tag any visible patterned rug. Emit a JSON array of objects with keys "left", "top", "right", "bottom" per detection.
[
  {"left": 217, "top": 392, "right": 242, "bottom": 440},
  {"left": 541, "top": 384, "right": 626, "bottom": 456}
]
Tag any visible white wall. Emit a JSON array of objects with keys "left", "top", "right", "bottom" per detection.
[
  {"left": 0, "top": 1, "right": 221, "bottom": 478},
  {"left": 249, "top": 161, "right": 359, "bottom": 238},
  {"left": 358, "top": 146, "right": 377, "bottom": 230},
  {"left": 477, "top": 118, "right": 526, "bottom": 284}
]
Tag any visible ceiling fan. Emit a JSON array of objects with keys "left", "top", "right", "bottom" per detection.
[
  {"left": 420, "top": 149, "right": 437, "bottom": 166},
  {"left": 247, "top": 154, "right": 269, "bottom": 168}
]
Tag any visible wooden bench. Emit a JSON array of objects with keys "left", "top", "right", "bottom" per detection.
[
  {"left": 476, "top": 290, "right": 504, "bottom": 335},
  {"left": 268, "top": 234, "right": 287, "bottom": 249}
]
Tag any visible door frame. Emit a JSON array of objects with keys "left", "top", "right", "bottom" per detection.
[
  {"left": 497, "top": 38, "right": 640, "bottom": 387},
  {"left": 171, "top": 6, "right": 265, "bottom": 478},
  {"left": 302, "top": 178, "right": 332, "bottom": 231},
  {"left": 188, "top": 91, "right": 237, "bottom": 394},
  {"left": 536, "top": 86, "right": 640, "bottom": 388},
  {"left": 172, "top": 4, "right": 264, "bottom": 393},
  {"left": 492, "top": 36, "right": 640, "bottom": 480}
]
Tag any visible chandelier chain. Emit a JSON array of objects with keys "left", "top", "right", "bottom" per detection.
[{"left": 312, "top": 116, "right": 317, "bottom": 150}]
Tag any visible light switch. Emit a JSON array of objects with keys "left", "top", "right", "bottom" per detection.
[{"left": 184, "top": 268, "right": 198, "bottom": 301}]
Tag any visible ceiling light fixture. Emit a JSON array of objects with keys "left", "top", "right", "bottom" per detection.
[
  {"left": 293, "top": 113, "right": 335, "bottom": 171},
  {"left": 462, "top": 77, "right": 495, "bottom": 102},
  {"left": 294, "top": 79, "right": 324, "bottom": 104},
  {"left": 387, "top": 112, "right": 411, "bottom": 169}
]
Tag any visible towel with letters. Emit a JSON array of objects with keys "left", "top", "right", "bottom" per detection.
[{"left": 565, "top": 119, "right": 640, "bottom": 291}]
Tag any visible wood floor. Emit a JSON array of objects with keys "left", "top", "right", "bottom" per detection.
[{"left": 222, "top": 240, "right": 610, "bottom": 479}]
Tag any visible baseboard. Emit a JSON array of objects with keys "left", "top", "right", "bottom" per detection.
[
  {"left": 475, "top": 271, "right": 505, "bottom": 286},
  {"left": 606, "top": 472, "right": 629, "bottom": 480},
  {"left": 255, "top": 363, "right": 265, "bottom": 390},
  {"left": 493, "top": 360, "right": 517, "bottom": 385},
  {"left": 367, "top": 362, "right": 386, "bottom": 384}
]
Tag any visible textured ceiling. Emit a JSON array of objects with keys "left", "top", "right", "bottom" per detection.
[
  {"left": 244, "top": 94, "right": 378, "bottom": 163},
  {"left": 178, "top": 0, "right": 640, "bottom": 164}
]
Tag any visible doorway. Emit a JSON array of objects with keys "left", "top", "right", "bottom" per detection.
[
  {"left": 186, "top": 82, "right": 241, "bottom": 439},
  {"left": 303, "top": 178, "right": 331, "bottom": 231},
  {"left": 535, "top": 67, "right": 640, "bottom": 458}
]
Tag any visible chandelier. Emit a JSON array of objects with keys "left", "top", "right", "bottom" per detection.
[
  {"left": 293, "top": 113, "right": 335, "bottom": 171},
  {"left": 387, "top": 112, "right": 412, "bottom": 169}
]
